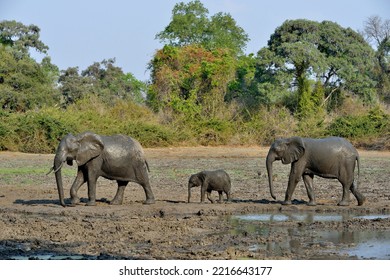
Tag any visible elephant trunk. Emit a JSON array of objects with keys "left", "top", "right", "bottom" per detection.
[
  {"left": 187, "top": 184, "right": 192, "bottom": 203},
  {"left": 54, "top": 152, "right": 66, "bottom": 207},
  {"left": 266, "top": 150, "right": 277, "bottom": 200}
]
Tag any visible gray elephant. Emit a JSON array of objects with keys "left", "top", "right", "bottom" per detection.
[
  {"left": 49, "top": 132, "right": 155, "bottom": 206},
  {"left": 188, "top": 169, "right": 231, "bottom": 203},
  {"left": 265, "top": 136, "right": 365, "bottom": 206}
]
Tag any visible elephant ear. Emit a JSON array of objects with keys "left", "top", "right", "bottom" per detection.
[
  {"left": 75, "top": 132, "right": 104, "bottom": 166},
  {"left": 197, "top": 172, "right": 207, "bottom": 185},
  {"left": 281, "top": 137, "right": 305, "bottom": 164}
]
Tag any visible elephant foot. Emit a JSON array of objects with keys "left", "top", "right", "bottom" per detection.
[
  {"left": 70, "top": 197, "right": 80, "bottom": 206},
  {"left": 110, "top": 199, "right": 123, "bottom": 205},
  {"left": 86, "top": 201, "right": 97, "bottom": 206},
  {"left": 282, "top": 200, "right": 292, "bottom": 205},
  {"left": 357, "top": 195, "right": 366, "bottom": 206},
  {"left": 143, "top": 198, "right": 155, "bottom": 205},
  {"left": 307, "top": 201, "right": 317, "bottom": 206},
  {"left": 337, "top": 200, "right": 350, "bottom": 206}
]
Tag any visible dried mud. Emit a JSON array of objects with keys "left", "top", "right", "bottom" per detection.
[{"left": 0, "top": 146, "right": 389, "bottom": 260}]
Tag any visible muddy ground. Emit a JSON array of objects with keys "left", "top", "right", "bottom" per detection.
[{"left": 0, "top": 146, "right": 389, "bottom": 260}]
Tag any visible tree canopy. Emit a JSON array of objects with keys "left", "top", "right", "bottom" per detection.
[
  {"left": 156, "top": 0, "right": 249, "bottom": 55},
  {"left": 361, "top": 15, "right": 390, "bottom": 102},
  {"left": 254, "top": 19, "right": 377, "bottom": 112},
  {"left": 0, "top": 20, "right": 48, "bottom": 55}
]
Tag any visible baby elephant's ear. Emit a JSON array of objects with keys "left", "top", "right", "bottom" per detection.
[
  {"left": 282, "top": 137, "right": 305, "bottom": 164},
  {"left": 75, "top": 132, "right": 104, "bottom": 166}
]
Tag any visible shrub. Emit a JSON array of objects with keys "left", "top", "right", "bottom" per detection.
[
  {"left": 121, "top": 122, "right": 175, "bottom": 147},
  {"left": 327, "top": 106, "right": 389, "bottom": 139}
]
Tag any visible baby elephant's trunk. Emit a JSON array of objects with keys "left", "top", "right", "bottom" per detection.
[{"left": 187, "top": 184, "right": 192, "bottom": 203}]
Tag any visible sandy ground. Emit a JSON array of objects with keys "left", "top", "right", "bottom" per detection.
[{"left": 0, "top": 146, "right": 389, "bottom": 260}]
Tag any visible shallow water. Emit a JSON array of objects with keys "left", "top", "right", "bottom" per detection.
[
  {"left": 232, "top": 213, "right": 390, "bottom": 259},
  {"left": 235, "top": 213, "right": 390, "bottom": 222}
]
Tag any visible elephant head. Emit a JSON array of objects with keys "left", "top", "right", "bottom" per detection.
[
  {"left": 52, "top": 132, "right": 104, "bottom": 206},
  {"left": 187, "top": 172, "right": 204, "bottom": 203},
  {"left": 266, "top": 137, "right": 305, "bottom": 200}
]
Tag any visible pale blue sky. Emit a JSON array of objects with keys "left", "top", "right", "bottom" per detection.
[{"left": 1, "top": 0, "right": 389, "bottom": 80}]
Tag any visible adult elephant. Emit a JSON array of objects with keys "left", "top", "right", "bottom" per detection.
[
  {"left": 49, "top": 132, "right": 155, "bottom": 207},
  {"left": 265, "top": 136, "right": 365, "bottom": 206}
]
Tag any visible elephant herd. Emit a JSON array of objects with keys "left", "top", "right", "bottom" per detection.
[{"left": 49, "top": 131, "right": 365, "bottom": 207}]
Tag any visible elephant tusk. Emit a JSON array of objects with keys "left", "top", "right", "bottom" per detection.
[
  {"left": 46, "top": 162, "right": 63, "bottom": 175},
  {"left": 46, "top": 167, "right": 54, "bottom": 175}
]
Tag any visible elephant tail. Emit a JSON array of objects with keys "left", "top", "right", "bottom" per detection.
[
  {"left": 145, "top": 160, "right": 150, "bottom": 172},
  {"left": 355, "top": 155, "right": 360, "bottom": 188}
]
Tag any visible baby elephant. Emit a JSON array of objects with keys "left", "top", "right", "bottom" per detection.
[{"left": 187, "top": 169, "right": 231, "bottom": 203}]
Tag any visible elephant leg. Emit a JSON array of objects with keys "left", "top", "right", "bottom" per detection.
[
  {"left": 70, "top": 169, "right": 86, "bottom": 205},
  {"left": 302, "top": 174, "right": 316, "bottom": 206},
  {"left": 200, "top": 184, "right": 208, "bottom": 203},
  {"left": 207, "top": 191, "right": 214, "bottom": 203},
  {"left": 338, "top": 178, "right": 352, "bottom": 206},
  {"left": 225, "top": 191, "right": 231, "bottom": 203},
  {"left": 350, "top": 181, "right": 365, "bottom": 206},
  {"left": 86, "top": 173, "right": 98, "bottom": 206},
  {"left": 217, "top": 191, "right": 223, "bottom": 203},
  {"left": 283, "top": 164, "right": 302, "bottom": 205},
  {"left": 140, "top": 179, "right": 155, "bottom": 205},
  {"left": 110, "top": 180, "right": 128, "bottom": 205}
]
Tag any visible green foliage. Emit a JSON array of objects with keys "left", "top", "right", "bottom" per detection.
[
  {"left": 0, "top": 108, "right": 71, "bottom": 153},
  {"left": 328, "top": 106, "right": 390, "bottom": 139},
  {"left": 261, "top": 19, "right": 377, "bottom": 110},
  {"left": 0, "top": 20, "right": 48, "bottom": 54},
  {"left": 192, "top": 118, "right": 234, "bottom": 145},
  {"left": 1, "top": 16, "right": 390, "bottom": 153},
  {"left": 148, "top": 45, "right": 237, "bottom": 119},
  {"left": 156, "top": 0, "right": 249, "bottom": 55},
  {"left": 59, "top": 59, "right": 147, "bottom": 107},
  {"left": 0, "top": 46, "right": 60, "bottom": 112},
  {"left": 240, "top": 106, "right": 297, "bottom": 145}
]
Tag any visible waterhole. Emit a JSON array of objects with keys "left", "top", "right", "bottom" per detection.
[{"left": 231, "top": 213, "right": 390, "bottom": 259}]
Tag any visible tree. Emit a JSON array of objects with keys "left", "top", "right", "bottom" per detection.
[
  {"left": 0, "top": 21, "right": 59, "bottom": 111},
  {"left": 0, "top": 46, "right": 60, "bottom": 111},
  {"left": 155, "top": 0, "right": 249, "bottom": 55},
  {"left": 148, "top": 45, "right": 236, "bottom": 118},
  {"left": 361, "top": 15, "right": 390, "bottom": 102},
  {"left": 59, "top": 59, "right": 146, "bottom": 106},
  {"left": 0, "top": 20, "right": 48, "bottom": 55},
  {"left": 255, "top": 19, "right": 376, "bottom": 112},
  {"left": 58, "top": 67, "right": 92, "bottom": 106}
]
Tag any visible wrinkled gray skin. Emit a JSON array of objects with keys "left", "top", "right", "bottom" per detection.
[
  {"left": 50, "top": 132, "right": 155, "bottom": 207},
  {"left": 188, "top": 169, "right": 231, "bottom": 203},
  {"left": 266, "top": 136, "right": 365, "bottom": 206}
]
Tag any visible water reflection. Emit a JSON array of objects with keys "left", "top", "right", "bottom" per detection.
[
  {"left": 231, "top": 213, "right": 390, "bottom": 259},
  {"left": 235, "top": 213, "right": 390, "bottom": 223}
]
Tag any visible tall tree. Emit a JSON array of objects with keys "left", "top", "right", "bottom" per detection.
[
  {"left": 0, "top": 21, "right": 59, "bottom": 111},
  {"left": 59, "top": 59, "right": 146, "bottom": 106},
  {"left": 0, "top": 20, "right": 48, "bottom": 55},
  {"left": 255, "top": 19, "right": 376, "bottom": 112},
  {"left": 0, "top": 46, "right": 59, "bottom": 111},
  {"left": 362, "top": 15, "right": 390, "bottom": 102},
  {"left": 148, "top": 45, "right": 236, "bottom": 118},
  {"left": 155, "top": 0, "right": 249, "bottom": 55}
]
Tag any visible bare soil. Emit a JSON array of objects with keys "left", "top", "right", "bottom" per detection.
[{"left": 0, "top": 146, "right": 389, "bottom": 260}]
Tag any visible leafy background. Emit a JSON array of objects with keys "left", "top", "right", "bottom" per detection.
[{"left": 0, "top": 1, "right": 389, "bottom": 153}]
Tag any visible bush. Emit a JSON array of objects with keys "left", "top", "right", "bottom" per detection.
[
  {"left": 240, "top": 106, "right": 297, "bottom": 145},
  {"left": 327, "top": 107, "right": 389, "bottom": 139},
  {"left": 121, "top": 122, "right": 176, "bottom": 147}
]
